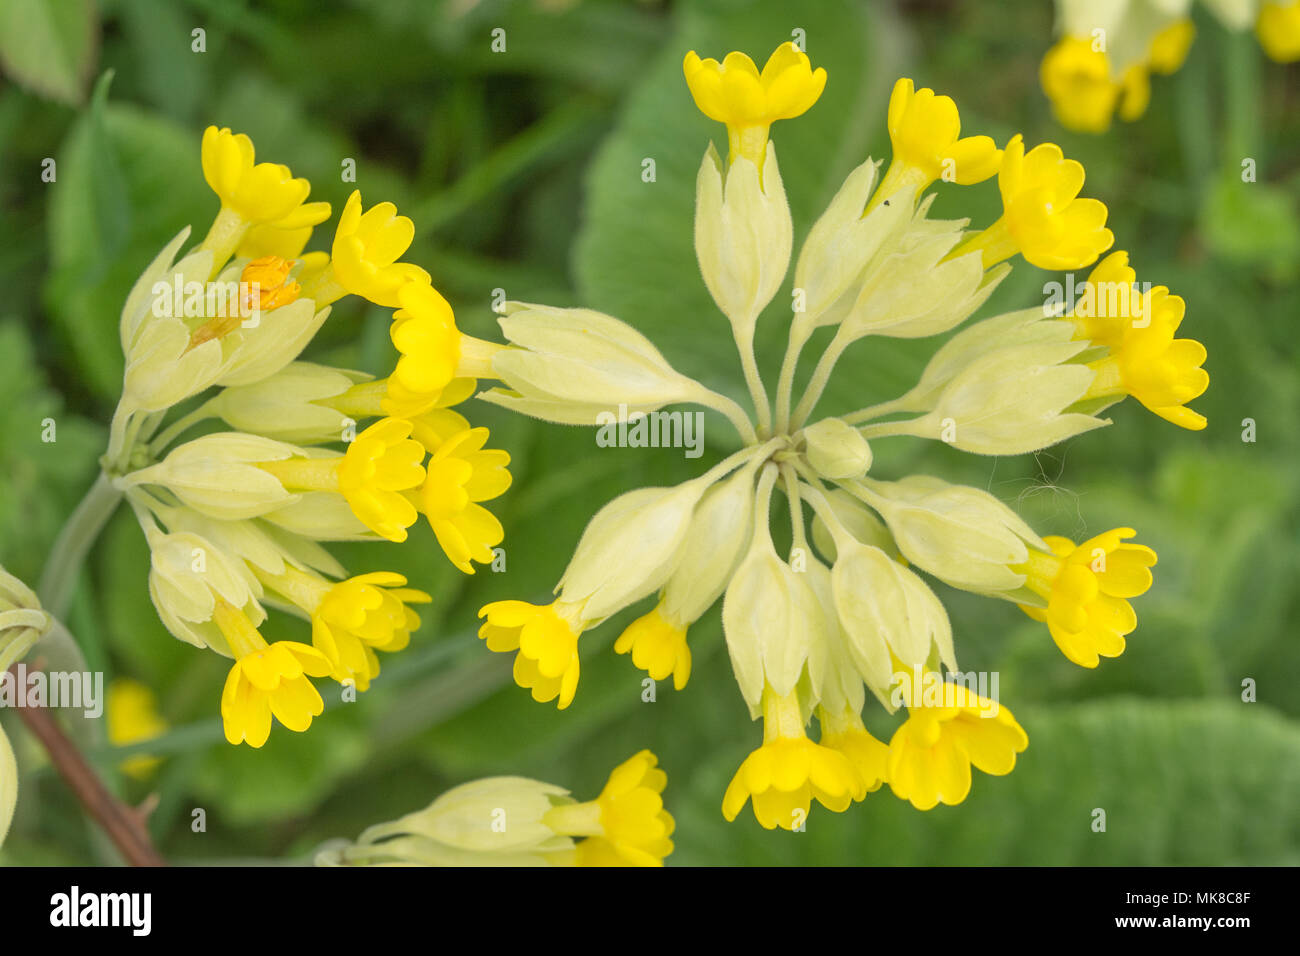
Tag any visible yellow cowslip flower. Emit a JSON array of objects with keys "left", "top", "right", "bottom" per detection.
[
  {"left": 199, "top": 127, "right": 330, "bottom": 268},
  {"left": 106, "top": 678, "right": 168, "bottom": 779},
  {"left": 1065, "top": 250, "right": 1138, "bottom": 348},
  {"left": 387, "top": 281, "right": 462, "bottom": 416},
  {"left": 887, "top": 680, "right": 1027, "bottom": 810},
  {"left": 614, "top": 603, "right": 691, "bottom": 691},
  {"left": 542, "top": 750, "right": 675, "bottom": 867},
  {"left": 214, "top": 598, "right": 332, "bottom": 748},
  {"left": 237, "top": 221, "right": 314, "bottom": 261},
  {"left": 412, "top": 411, "right": 511, "bottom": 573},
  {"left": 951, "top": 134, "right": 1113, "bottom": 270},
  {"left": 267, "top": 566, "right": 430, "bottom": 691},
  {"left": 1014, "top": 528, "right": 1157, "bottom": 668},
  {"left": 870, "top": 77, "right": 1001, "bottom": 207},
  {"left": 478, "top": 600, "right": 585, "bottom": 709},
  {"left": 816, "top": 705, "right": 889, "bottom": 798},
  {"left": 1039, "top": 36, "right": 1121, "bottom": 133},
  {"left": 318, "top": 750, "right": 674, "bottom": 867},
  {"left": 682, "top": 41, "right": 826, "bottom": 165},
  {"left": 1082, "top": 286, "right": 1209, "bottom": 430},
  {"left": 257, "top": 418, "right": 426, "bottom": 541},
  {"left": 1148, "top": 19, "right": 1196, "bottom": 74},
  {"left": 1257, "top": 1, "right": 1300, "bottom": 62},
  {"left": 329, "top": 191, "right": 431, "bottom": 308},
  {"left": 722, "top": 687, "right": 861, "bottom": 830}
]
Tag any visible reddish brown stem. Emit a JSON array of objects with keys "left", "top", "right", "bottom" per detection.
[{"left": 10, "top": 665, "right": 165, "bottom": 866}]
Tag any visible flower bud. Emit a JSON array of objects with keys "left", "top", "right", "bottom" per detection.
[
  {"left": 145, "top": 527, "right": 264, "bottom": 653},
  {"left": 694, "top": 142, "right": 792, "bottom": 331},
  {"left": 837, "top": 198, "right": 1008, "bottom": 341},
  {"left": 353, "top": 777, "right": 573, "bottom": 858},
  {"left": 557, "top": 479, "right": 710, "bottom": 621},
  {"left": 830, "top": 538, "right": 956, "bottom": 702},
  {"left": 914, "top": 339, "right": 1107, "bottom": 454},
  {"left": 660, "top": 467, "right": 755, "bottom": 626},
  {"left": 803, "top": 417, "right": 872, "bottom": 480},
  {"left": 721, "top": 535, "right": 822, "bottom": 715},
  {"left": 855, "top": 475, "right": 1048, "bottom": 593},
  {"left": 123, "top": 433, "right": 299, "bottom": 520},
  {"left": 207, "top": 362, "right": 361, "bottom": 444},
  {"left": 480, "top": 304, "right": 705, "bottom": 423},
  {"left": 792, "top": 159, "right": 912, "bottom": 324},
  {"left": 901, "top": 308, "right": 1076, "bottom": 412}
]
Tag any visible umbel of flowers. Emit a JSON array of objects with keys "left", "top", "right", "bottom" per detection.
[
  {"left": 472, "top": 42, "right": 1205, "bottom": 829},
  {"left": 104, "top": 127, "right": 512, "bottom": 747}
]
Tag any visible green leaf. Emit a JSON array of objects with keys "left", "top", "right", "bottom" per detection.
[{"left": 0, "top": 0, "right": 98, "bottom": 105}]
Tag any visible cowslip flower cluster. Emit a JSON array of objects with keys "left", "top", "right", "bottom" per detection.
[
  {"left": 317, "top": 750, "right": 674, "bottom": 867},
  {"left": 102, "top": 127, "right": 512, "bottom": 747},
  {"left": 471, "top": 42, "right": 1205, "bottom": 830},
  {"left": 1040, "top": 0, "right": 1196, "bottom": 133}
]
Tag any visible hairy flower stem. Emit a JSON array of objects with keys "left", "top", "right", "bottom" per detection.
[
  {"left": 789, "top": 332, "right": 850, "bottom": 430},
  {"left": 37, "top": 473, "right": 123, "bottom": 622},
  {"left": 774, "top": 318, "right": 813, "bottom": 435},
  {"left": 734, "top": 325, "right": 773, "bottom": 437}
]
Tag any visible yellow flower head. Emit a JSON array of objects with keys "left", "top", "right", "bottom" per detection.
[
  {"left": 566, "top": 750, "right": 675, "bottom": 867},
  {"left": 883, "top": 77, "right": 1002, "bottom": 189},
  {"left": 722, "top": 688, "right": 859, "bottom": 830},
  {"left": 337, "top": 417, "right": 427, "bottom": 542},
  {"left": 386, "top": 281, "right": 462, "bottom": 417},
  {"left": 312, "top": 572, "right": 431, "bottom": 690},
  {"left": 1086, "top": 286, "right": 1209, "bottom": 430},
  {"left": 1067, "top": 250, "right": 1138, "bottom": 347},
  {"left": 887, "top": 682, "right": 1028, "bottom": 810},
  {"left": 479, "top": 600, "right": 583, "bottom": 709},
  {"left": 1148, "top": 19, "right": 1196, "bottom": 74},
  {"left": 683, "top": 42, "right": 826, "bottom": 164},
  {"left": 971, "top": 135, "right": 1114, "bottom": 270},
  {"left": 201, "top": 126, "right": 329, "bottom": 227},
  {"left": 215, "top": 600, "right": 332, "bottom": 748},
  {"left": 1039, "top": 37, "right": 1121, "bottom": 133},
  {"left": 331, "top": 191, "right": 432, "bottom": 308},
  {"left": 1258, "top": 1, "right": 1300, "bottom": 62},
  {"left": 1016, "top": 528, "right": 1157, "bottom": 668},
  {"left": 817, "top": 708, "right": 889, "bottom": 798},
  {"left": 614, "top": 603, "right": 692, "bottom": 691},
  {"left": 107, "top": 678, "right": 168, "bottom": 779},
  {"left": 415, "top": 414, "right": 511, "bottom": 574}
]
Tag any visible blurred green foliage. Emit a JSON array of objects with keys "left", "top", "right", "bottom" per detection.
[{"left": 0, "top": 0, "right": 1297, "bottom": 865}]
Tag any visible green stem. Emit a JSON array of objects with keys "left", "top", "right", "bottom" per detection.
[
  {"left": 774, "top": 319, "right": 812, "bottom": 434},
  {"left": 691, "top": 387, "right": 759, "bottom": 445},
  {"left": 790, "top": 331, "right": 849, "bottom": 430},
  {"left": 842, "top": 394, "right": 915, "bottom": 426},
  {"left": 734, "top": 325, "right": 772, "bottom": 437},
  {"left": 37, "top": 473, "right": 123, "bottom": 622}
]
